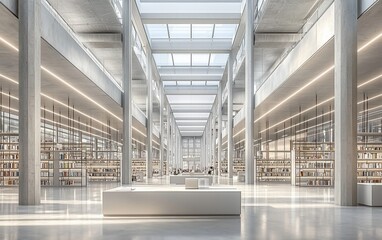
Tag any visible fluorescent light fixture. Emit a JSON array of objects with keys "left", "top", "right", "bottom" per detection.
[
  {"left": 255, "top": 66, "right": 335, "bottom": 123},
  {"left": 259, "top": 97, "right": 334, "bottom": 134},
  {"left": 0, "top": 36, "right": 122, "bottom": 123},
  {"left": 358, "top": 33, "right": 382, "bottom": 53},
  {"left": 0, "top": 37, "right": 19, "bottom": 52},
  {"left": 358, "top": 74, "right": 382, "bottom": 88}
]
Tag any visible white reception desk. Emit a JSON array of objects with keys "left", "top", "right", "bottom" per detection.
[
  {"left": 358, "top": 183, "right": 382, "bottom": 206},
  {"left": 170, "top": 175, "right": 213, "bottom": 185},
  {"left": 103, "top": 186, "right": 241, "bottom": 216}
]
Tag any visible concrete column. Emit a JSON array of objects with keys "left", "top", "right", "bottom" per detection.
[
  {"left": 217, "top": 85, "right": 222, "bottom": 176},
  {"left": 19, "top": 0, "right": 41, "bottom": 205},
  {"left": 334, "top": 0, "right": 357, "bottom": 206},
  {"left": 227, "top": 54, "right": 234, "bottom": 178},
  {"left": 146, "top": 51, "right": 153, "bottom": 179},
  {"left": 245, "top": 0, "right": 255, "bottom": 184},
  {"left": 159, "top": 88, "right": 164, "bottom": 176},
  {"left": 121, "top": 0, "right": 132, "bottom": 185},
  {"left": 166, "top": 106, "right": 171, "bottom": 175}
]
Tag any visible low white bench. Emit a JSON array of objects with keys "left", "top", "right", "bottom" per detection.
[
  {"left": 170, "top": 175, "right": 213, "bottom": 185},
  {"left": 103, "top": 186, "right": 241, "bottom": 216},
  {"left": 358, "top": 183, "right": 382, "bottom": 206}
]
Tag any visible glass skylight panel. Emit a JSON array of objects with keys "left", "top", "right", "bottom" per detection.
[
  {"left": 173, "top": 53, "right": 191, "bottom": 66},
  {"left": 192, "top": 24, "right": 213, "bottom": 38},
  {"left": 192, "top": 54, "right": 209, "bottom": 66},
  {"left": 209, "top": 53, "right": 229, "bottom": 66},
  {"left": 177, "top": 81, "right": 191, "bottom": 86},
  {"left": 146, "top": 24, "right": 168, "bottom": 39},
  {"left": 192, "top": 81, "right": 206, "bottom": 86},
  {"left": 213, "top": 24, "right": 238, "bottom": 39},
  {"left": 153, "top": 53, "right": 173, "bottom": 66},
  {"left": 168, "top": 24, "right": 191, "bottom": 38},
  {"left": 206, "top": 81, "right": 219, "bottom": 86},
  {"left": 163, "top": 81, "right": 177, "bottom": 86}
]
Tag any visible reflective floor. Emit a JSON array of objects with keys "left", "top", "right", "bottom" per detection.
[{"left": 0, "top": 177, "right": 382, "bottom": 240}]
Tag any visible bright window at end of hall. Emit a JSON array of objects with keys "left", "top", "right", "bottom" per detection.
[
  {"left": 192, "top": 54, "right": 209, "bottom": 66},
  {"left": 173, "top": 53, "right": 191, "bottom": 66},
  {"left": 209, "top": 53, "right": 229, "bottom": 66},
  {"left": 168, "top": 24, "right": 191, "bottom": 38},
  {"left": 192, "top": 24, "right": 213, "bottom": 38},
  {"left": 146, "top": 24, "right": 168, "bottom": 39},
  {"left": 153, "top": 53, "right": 173, "bottom": 66},
  {"left": 213, "top": 24, "right": 238, "bottom": 39}
]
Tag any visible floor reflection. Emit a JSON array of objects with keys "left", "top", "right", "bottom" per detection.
[{"left": 0, "top": 177, "right": 381, "bottom": 239}]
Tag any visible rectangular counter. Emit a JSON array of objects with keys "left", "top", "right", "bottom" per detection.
[
  {"left": 103, "top": 186, "right": 241, "bottom": 216},
  {"left": 358, "top": 183, "right": 382, "bottom": 206},
  {"left": 170, "top": 175, "right": 213, "bottom": 185}
]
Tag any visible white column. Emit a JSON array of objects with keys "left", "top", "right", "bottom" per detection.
[
  {"left": 19, "top": 0, "right": 41, "bottom": 205},
  {"left": 146, "top": 51, "right": 153, "bottom": 179},
  {"left": 217, "top": 85, "right": 222, "bottom": 176},
  {"left": 245, "top": 0, "right": 255, "bottom": 184},
  {"left": 211, "top": 116, "right": 216, "bottom": 174},
  {"left": 121, "top": 0, "right": 132, "bottom": 185},
  {"left": 334, "top": 0, "right": 357, "bottom": 206},
  {"left": 166, "top": 106, "right": 171, "bottom": 175},
  {"left": 227, "top": 54, "right": 234, "bottom": 178},
  {"left": 159, "top": 88, "right": 164, "bottom": 176}
]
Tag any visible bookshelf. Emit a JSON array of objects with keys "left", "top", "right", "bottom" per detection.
[
  {"left": 357, "top": 133, "right": 382, "bottom": 183},
  {"left": 257, "top": 150, "right": 291, "bottom": 182},
  {"left": 0, "top": 133, "right": 19, "bottom": 186},
  {"left": 292, "top": 142, "right": 334, "bottom": 187}
]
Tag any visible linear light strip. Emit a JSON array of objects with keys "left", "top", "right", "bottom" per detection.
[
  {"left": 0, "top": 72, "right": 118, "bottom": 132},
  {"left": 259, "top": 97, "right": 334, "bottom": 134},
  {"left": 0, "top": 103, "right": 120, "bottom": 145},
  {"left": 255, "top": 65, "right": 335, "bottom": 123},
  {"left": 254, "top": 32, "right": 382, "bottom": 125},
  {"left": 274, "top": 111, "right": 334, "bottom": 135},
  {"left": 0, "top": 36, "right": 122, "bottom": 122},
  {"left": 41, "top": 66, "right": 122, "bottom": 122},
  {"left": 0, "top": 88, "right": 112, "bottom": 136}
]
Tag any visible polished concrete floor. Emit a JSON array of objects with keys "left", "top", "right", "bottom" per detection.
[{"left": 0, "top": 177, "right": 381, "bottom": 240}]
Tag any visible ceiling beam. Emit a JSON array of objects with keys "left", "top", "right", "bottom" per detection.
[
  {"left": 141, "top": 13, "right": 241, "bottom": 24},
  {"left": 165, "top": 86, "right": 218, "bottom": 95}
]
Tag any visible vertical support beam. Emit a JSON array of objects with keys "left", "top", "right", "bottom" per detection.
[
  {"left": 19, "top": 0, "right": 41, "bottom": 205},
  {"left": 227, "top": 54, "right": 234, "bottom": 178},
  {"left": 245, "top": 0, "right": 255, "bottom": 184},
  {"left": 217, "top": 85, "right": 222, "bottom": 176},
  {"left": 166, "top": 105, "right": 171, "bottom": 175},
  {"left": 146, "top": 51, "right": 153, "bottom": 179},
  {"left": 121, "top": 0, "right": 132, "bottom": 185},
  {"left": 334, "top": 0, "right": 357, "bottom": 206},
  {"left": 159, "top": 88, "right": 164, "bottom": 176},
  {"left": 211, "top": 116, "right": 216, "bottom": 174}
]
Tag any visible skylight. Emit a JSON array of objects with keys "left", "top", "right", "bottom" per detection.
[
  {"left": 210, "top": 53, "right": 229, "bottom": 66},
  {"left": 145, "top": 24, "right": 238, "bottom": 40},
  {"left": 213, "top": 24, "right": 237, "bottom": 38},
  {"left": 192, "top": 54, "right": 209, "bottom": 66},
  {"left": 154, "top": 53, "right": 229, "bottom": 67},
  {"left": 177, "top": 81, "right": 191, "bottom": 86},
  {"left": 192, "top": 24, "right": 214, "bottom": 38},
  {"left": 168, "top": 24, "right": 190, "bottom": 38},
  {"left": 146, "top": 24, "right": 168, "bottom": 38},
  {"left": 173, "top": 54, "right": 191, "bottom": 66},
  {"left": 153, "top": 53, "right": 173, "bottom": 66},
  {"left": 192, "top": 81, "right": 206, "bottom": 86}
]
